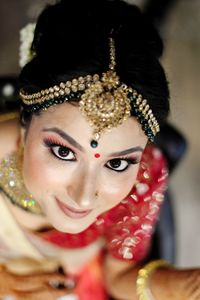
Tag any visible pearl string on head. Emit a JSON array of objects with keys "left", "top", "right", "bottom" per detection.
[{"left": 20, "top": 34, "right": 160, "bottom": 146}]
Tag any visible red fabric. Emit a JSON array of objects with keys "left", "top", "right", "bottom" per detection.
[
  {"left": 104, "top": 144, "right": 168, "bottom": 261},
  {"left": 38, "top": 144, "right": 168, "bottom": 263},
  {"left": 75, "top": 254, "right": 108, "bottom": 300}
]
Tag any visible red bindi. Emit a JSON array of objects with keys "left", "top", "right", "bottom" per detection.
[{"left": 94, "top": 153, "right": 100, "bottom": 158}]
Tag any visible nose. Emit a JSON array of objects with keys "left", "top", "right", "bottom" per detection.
[{"left": 66, "top": 169, "right": 98, "bottom": 209}]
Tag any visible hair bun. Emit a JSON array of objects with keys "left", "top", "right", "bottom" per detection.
[
  {"left": 20, "top": 0, "right": 169, "bottom": 128},
  {"left": 31, "top": 0, "right": 163, "bottom": 65}
]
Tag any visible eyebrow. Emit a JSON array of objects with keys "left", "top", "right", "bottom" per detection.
[
  {"left": 42, "top": 127, "right": 144, "bottom": 156},
  {"left": 42, "top": 127, "right": 84, "bottom": 152},
  {"left": 109, "top": 146, "right": 144, "bottom": 157}
]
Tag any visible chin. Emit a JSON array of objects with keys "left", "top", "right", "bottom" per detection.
[{"left": 50, "top": 216, "right": 93, "bottom": 234}]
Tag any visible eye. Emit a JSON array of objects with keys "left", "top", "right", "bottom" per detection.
[
  {"left": 106, "top": 158, "right": 138, "bottom": 172},
  {"left": 51, "top": 145, "right": 76, "bottom": 161},
  {"left": 43, "top": 139, "right": 76, "bottom": 161}
]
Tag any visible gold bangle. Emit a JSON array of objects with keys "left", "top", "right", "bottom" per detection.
[{"left": 136, "top": 259, "right": 172, "bottom": 300}]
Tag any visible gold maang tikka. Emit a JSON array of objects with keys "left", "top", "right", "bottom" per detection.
[{"left": 79, "top": 38, "right": 131, "bottom": 148}]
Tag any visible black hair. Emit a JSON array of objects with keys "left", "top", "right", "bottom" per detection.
[{"left": 19, "top": 0, "right": 170, "bottom": 127}]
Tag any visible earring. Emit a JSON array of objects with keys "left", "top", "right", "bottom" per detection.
[{"left": 17, "top": 143, "right": 24, "bottom": 164}]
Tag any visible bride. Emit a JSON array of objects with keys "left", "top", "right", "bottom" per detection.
[{"left": 0, "top": 1, "right": 199, "bottom": 299}]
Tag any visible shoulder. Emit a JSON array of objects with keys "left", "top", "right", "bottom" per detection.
[{"left": 0, "top": 112, "right": 20, "bottom": 160}]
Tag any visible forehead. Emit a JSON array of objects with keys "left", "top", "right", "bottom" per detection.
[{"left": 30, "top": 102, "right": 147, "bottom": 151}]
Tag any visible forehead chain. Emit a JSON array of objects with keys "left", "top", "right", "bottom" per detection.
[{"left": 20, "top": 36, "right": 160, "bottom": 145}]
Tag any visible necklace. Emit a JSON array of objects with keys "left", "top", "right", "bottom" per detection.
[{"left": 0, "top": 152, "right": 42, "bottom": 215}]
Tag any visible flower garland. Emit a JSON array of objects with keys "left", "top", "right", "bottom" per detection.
[{"left": 19, "top": 23, "right": 36, "bottom": 68}]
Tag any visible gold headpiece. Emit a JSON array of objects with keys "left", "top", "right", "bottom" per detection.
[{"left": 20, "top": 38, "right": 159, "bottom": 145}]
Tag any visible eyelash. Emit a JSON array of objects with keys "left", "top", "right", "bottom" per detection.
[
  {"left": 43, "top": 138, "right": 76, "bottom": 161},
  {"left": 43, "top": 138, "right": 139, "bottom": 172},
  {"left": 105, "top": 157, "right": 139, "bottom": 173}
]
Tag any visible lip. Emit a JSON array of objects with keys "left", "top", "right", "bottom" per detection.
[{"left": 56, "top": 198, "right": 92, "bottom": 219}]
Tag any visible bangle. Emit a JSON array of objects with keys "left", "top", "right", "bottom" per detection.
[{"left": 136, "top": 259, "right": 172, "bottom": 300}]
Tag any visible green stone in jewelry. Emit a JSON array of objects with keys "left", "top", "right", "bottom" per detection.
[{"left": 90, "top": 140, "right": 98, "bottom": 148}]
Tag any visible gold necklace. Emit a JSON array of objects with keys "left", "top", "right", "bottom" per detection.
[{"left": 0, "top": 152, "right": 42, "bottom": 215}]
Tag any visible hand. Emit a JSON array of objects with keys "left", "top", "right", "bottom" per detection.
[
  {"left": 104, "top": 255, "right": 200, "bottom": 300},
  {"left": 150, "top": 267, "right": 200, "bottom": 300},
  {"left": 0, "top": 267, "right": 77, "bottom": 300}
]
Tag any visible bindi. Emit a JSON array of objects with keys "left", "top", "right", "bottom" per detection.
[{"left": 94, "top": 153, "right": 101, "bottom": 158}]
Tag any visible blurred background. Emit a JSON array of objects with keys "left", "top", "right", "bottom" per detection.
[{"left": 0, "top": 0, "right": 199, "bottom": 267}]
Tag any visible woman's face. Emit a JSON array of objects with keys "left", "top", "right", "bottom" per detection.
[{"left": 23, "top": 103, "right": 147, "bottom": 233}]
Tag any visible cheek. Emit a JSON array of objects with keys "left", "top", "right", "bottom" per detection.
[
  {"left": 23, "top": 150, "right": 48, "bottom": 196},
  {"left": 101, "top": 167, "right": 139, "bottom": 207},
  {"left": 22, "top": 144, "right": 62, "bottom": 200}
]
